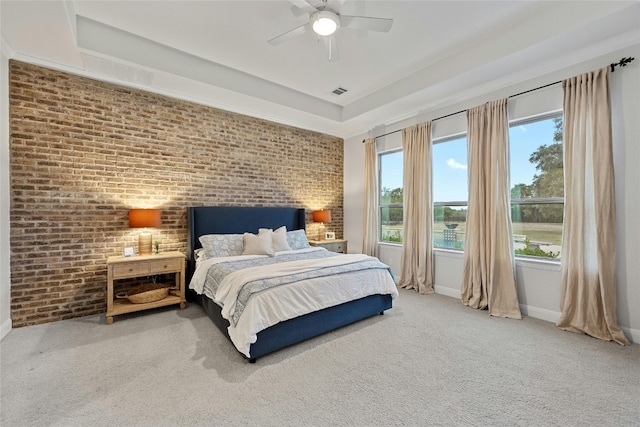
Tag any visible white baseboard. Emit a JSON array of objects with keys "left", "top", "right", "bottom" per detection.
[
  {"left": 519, "top": 305, "right": 638, "bottom": 344},
  {"left": 1, "top": 318, "right": 12, "bottom": 340},
  {"left": 433, "top": 285, "right": 459, "bottom": 299},
  {"left": 434, "top": 289, "right": 563, "bottom": 324},
  {"left": 621, "top": 326, "right": 640, "bottom": 344},
  {"left": 433, "top": 289, "right": 638, "bottom": 345},
  {"left": 519, "top": 304, "right": 561, "bottom": 324}
]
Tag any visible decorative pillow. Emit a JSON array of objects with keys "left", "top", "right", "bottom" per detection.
[
  {"left": 199, "top": 234, "right": 244, "bottom": 259},
  {"left": 287, "top": 229, "right": 311, "bottom": 250},
  {"left": 243, "top": 232, "right": 275, "bottom": 256},
  {"left": 259, "top": 226, "right": 291, "bottom": 252},
  {"left": 194, "top": 248, "right": 205, "bottom": 262},
  {"left": 272, "top": 226, "right": 292, "bottom": 251}
]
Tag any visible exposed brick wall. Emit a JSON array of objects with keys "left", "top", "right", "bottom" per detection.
[{"left": 9, "top": 60, "right": 344, "bottom": 327}]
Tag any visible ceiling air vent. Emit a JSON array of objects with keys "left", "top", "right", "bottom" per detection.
[{"left": 332, "top": 87, "right": 348, "bottom": 95}]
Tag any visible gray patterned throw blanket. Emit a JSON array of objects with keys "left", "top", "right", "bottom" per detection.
[{"left": 201, "top": 249, "right": 393, "bottom": 326}]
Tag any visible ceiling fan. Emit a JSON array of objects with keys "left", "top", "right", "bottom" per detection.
[{"left": 267, "top": 0, "right": 393, "bottom": 62}]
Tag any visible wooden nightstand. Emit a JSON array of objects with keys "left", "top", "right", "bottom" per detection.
[
  {"left": 309, "top": 239, "right": 348, "bottom": 254},
  {"left": 106, "top": 251, "right": 186, "bottom": 325}
]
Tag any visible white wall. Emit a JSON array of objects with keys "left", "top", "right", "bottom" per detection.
[
  {"left": 1, "top": 44, "right": 12, "bottom": 339},
  {"left": 611, "top": 44, "right": 640, "bottom": 342},
  {"left": 344, "top": 45, "right": 640, "bottom": 343}
]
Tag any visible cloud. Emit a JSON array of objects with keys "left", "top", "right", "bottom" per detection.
[{"left": 447, "top": 158, "right": 467, "bottom": 170}]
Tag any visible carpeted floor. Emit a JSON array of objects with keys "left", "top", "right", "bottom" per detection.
[{"left": 1, "top": 289, "right": 639, "bottom": 426}]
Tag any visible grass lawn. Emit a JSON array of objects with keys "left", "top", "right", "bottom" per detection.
[
  {"left": 383, "top": 222, "right": 563, "bottom": 246},
  {"left": 512, "top": 223, "right": 562, "bottom": 245}
]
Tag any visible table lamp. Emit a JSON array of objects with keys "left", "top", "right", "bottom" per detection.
[
  {"left": 129, "top": 208, "right": 161, "bottom": 256},
  {"left": 313, "top": 209, "right": 331, "bottom": 240}
]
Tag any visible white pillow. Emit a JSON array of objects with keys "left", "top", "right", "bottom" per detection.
[
  {"left": 272, "top": 226, "right": 292, "bottom": 251},
  {"left": 259, "top": 226, "right": 291, "bottom": 252},
  {"left": 243, "top": 231, "right": 275, "bottom": 256}
]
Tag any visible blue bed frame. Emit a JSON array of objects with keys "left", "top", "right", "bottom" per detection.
[{"left": 187, "top": 206, "right": 393, "bottom": 362}]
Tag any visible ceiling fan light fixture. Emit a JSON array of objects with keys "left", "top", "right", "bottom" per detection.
[{"left": 311, "top": 11, "right": 340, "bottom": 36}]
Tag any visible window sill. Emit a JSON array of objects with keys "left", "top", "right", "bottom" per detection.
[
  {"left": 379, "top": 243, "right": 560, "bottom": 268},
  {"left": 515, "top": 256, "right": 561, "bottom": 271},
  {"left": 434, "top": 248, "right": 464, "bottom": 258},
  {"left": 383, "top": 244, "right": 560, "bottom": 269}
]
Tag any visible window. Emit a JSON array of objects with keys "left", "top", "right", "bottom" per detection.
[
  {"left": 509, "top": 113, "right": 564, "bottom": 260},
  {"left": 376, "top": 112, "right": 563, "bottom": 258},
  {"left": 432, "top": 136, "right": 468, "bottom": 250},
  {"left": 379, "top": 150, "right": 403, "bottom": 243}
]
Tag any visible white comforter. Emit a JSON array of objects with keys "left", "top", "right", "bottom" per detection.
[{"left": 189, "top": 248, "right": 398, "bottom": 357}]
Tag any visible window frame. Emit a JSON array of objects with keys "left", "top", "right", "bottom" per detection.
[
  {"left": 432, "top": 133, "right": 468, "bottom": 251},
  {"left": 378, "top": 148, "right": 404, "bottom": 244},
  {"left": 508, "top": 111, "right": 564, "bottom": 261},
  {"left": 374, "top": 111, "right": 564, "bottom": 258}
]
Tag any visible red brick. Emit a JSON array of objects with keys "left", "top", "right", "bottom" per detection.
[{"left": 9, "top": 60, "right": 344, "bottom": 327}]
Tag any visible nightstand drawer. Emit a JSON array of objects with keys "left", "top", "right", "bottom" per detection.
[
  {"left": 149, "top": 258, "right": 182, "bottom": 273},
  {"left": 328, "top": 242, "right": 345, "bottom": 253},
  {"left": 308, "top": 239, "right": 348, "bottom": 254},
  {"left": 112, "top": 261, "right": 149, "bottom": 279}
]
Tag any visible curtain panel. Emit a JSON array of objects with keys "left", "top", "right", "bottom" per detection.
[
  {"left": 362, "top": 138, "right": 379, "bottom": 257},
  {"left": 461, "top": 99, "right": 522, "bottom": 319},
  {"left": 397, "top": 122, "right": 434, "bottom": 294},
  {"left": 557, "top": 67, "right": 629, "bottom": 345}
]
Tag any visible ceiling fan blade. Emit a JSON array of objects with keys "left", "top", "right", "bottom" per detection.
[
  {"left": 288, "top": 0, "right": 317, "bottom": 14},
  {"left": 340, "top": 15, "right": 393, "bottom": 32},
  {"left": 318, "top": 0, "right": 346, "bottom": 11},
  {"left": 289, "top": 5, "right": 307, "bottom": 18},
  {"left": 322, "top": 35, "right": 339, "bottom": 62},
  {"left": 268, "top": 24, "right": 308, "bottom": 46}
]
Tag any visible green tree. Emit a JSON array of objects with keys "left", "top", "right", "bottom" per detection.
[
  {"left": 510, "top": 117, "right": 564, "bottom": 223},
  {"left": 511, "top": 183, "right": 535, "bottom": 222},
  {"left": 380, "top": 186, "right": 403, "bottom": 203},
  {"left": 529, "top": 117, "right": 563, "bottom": 198},
  {"left": 380, "top": 187, "right": 403, "bottom": 225},
  {"left": 389, "top": 187, "right": 403, "bottom": 203},
  {"left": 511, "top": 183, "right": 533, "bottom": 199}
]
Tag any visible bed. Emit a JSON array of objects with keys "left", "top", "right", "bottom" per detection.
[{"left": 187, "top": 206, "right": 397, "bottom": 362}]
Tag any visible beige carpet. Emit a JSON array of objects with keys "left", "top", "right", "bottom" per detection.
[{"left": 1, "top": 289, "right": 639, "bottom": 426}]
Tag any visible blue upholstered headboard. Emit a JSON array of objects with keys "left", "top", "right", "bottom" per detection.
[{"left": 186, "top": 206, "right": 306, "bottom": 279}]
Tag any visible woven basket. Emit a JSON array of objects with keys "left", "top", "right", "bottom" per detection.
[{"left": 116, "top": 283, "right": 170, "bottom": 304}]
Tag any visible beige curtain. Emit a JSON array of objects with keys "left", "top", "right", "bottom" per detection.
[
  {"left": 397, "top": 122, "right": 434, "bottom": 294},
  {"left": 362, "top": 138, "right": 378, "bottom": 257},
  {"left": 462, "top": 99, "right": 521, "bottom": 319},
  {"left": 557, "top": 68, "right": 629, "bottom": 345}
]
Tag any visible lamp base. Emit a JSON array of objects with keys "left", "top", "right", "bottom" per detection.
[
  {"left": 318, "top": 224, "right": 326, "bottom": 241},
  {"left": 138, "top": 233, "right": 153, "bottom": 256}
]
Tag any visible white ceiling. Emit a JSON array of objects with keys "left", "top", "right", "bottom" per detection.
[{"left": 2, "top": 1, "right": 639, "bottom": 138}]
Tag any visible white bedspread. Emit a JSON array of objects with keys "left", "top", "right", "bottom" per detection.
[{"left": 189, "top": 248, "right": 398, "bottom": 357}]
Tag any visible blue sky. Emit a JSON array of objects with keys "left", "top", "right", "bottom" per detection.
[{"left": 380, "top": 117, "right": 558, "bottom": 202}]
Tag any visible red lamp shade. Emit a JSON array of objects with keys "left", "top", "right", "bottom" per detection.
[
  {"left": 313, "top": 209, "right": 331, "bottom": 223},
  {"left": 129, "top": 209, "right": 161, "bottom": 228},
  {"left": 128, "top": 209, "right": 161, "bottom": 256}
]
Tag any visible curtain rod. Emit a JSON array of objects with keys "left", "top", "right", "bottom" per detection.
[{"left": 362, "top": 56, "right": 635, "bottom": 143}]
